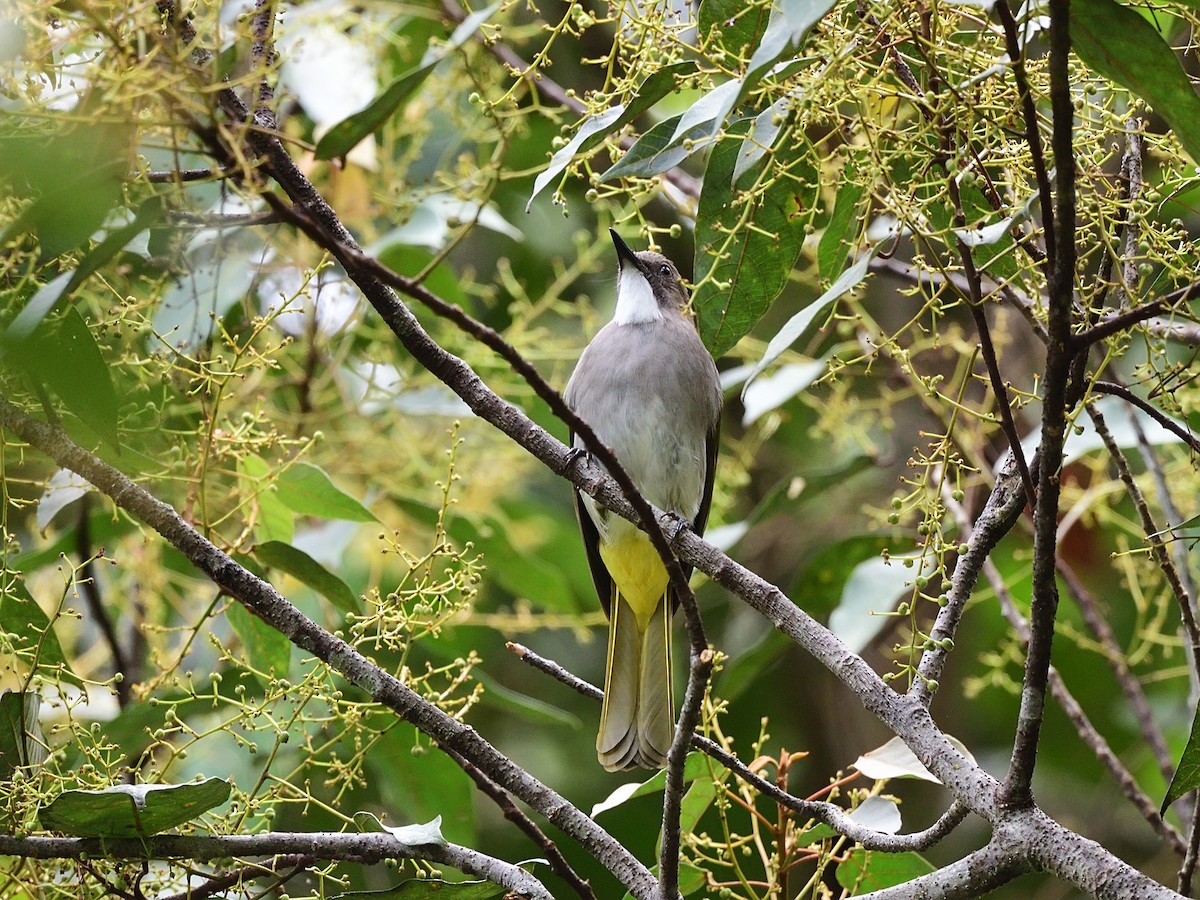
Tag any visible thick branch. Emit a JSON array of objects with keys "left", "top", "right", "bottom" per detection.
[
  {"left": 0, "top": 832, "right": 550, "bottom": 899},
  {"left": 856, "top": 837, "right": 1028, "bottom": 900}
]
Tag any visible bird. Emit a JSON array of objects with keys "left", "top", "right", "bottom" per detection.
[{"left": 564, "top": 229, "right": 722, "bottom": 771}]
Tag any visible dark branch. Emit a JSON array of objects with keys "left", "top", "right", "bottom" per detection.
[
  {"left": 1092, "top": 381, "right": 1200, "bottom": 455},
  {"left": 999, "top": 0, "right": 1076, "bottom": 810}
]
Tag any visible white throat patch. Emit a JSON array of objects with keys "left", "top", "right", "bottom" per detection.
[{"left": 613, "top": 268, "right": 662, "bottom": 325}]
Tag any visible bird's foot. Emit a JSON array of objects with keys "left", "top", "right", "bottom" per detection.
[{"left": 662, "top": 511, "right": 691, "bottom": 541}]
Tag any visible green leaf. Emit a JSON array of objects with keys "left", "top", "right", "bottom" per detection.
[
  {"left": 315, "top": 4, "right": 500, "bottom": 160},
  {"left": 1071, "top": 0, "right": 1200, "bottom": 163},
  {"left": 836, "top": 848, "right": 935, "bottom": 895},
  {"left": 276, "top": 462, "right": 377, "bottom": 523},
  {"left": 527, "top": 61, "right": 694, "bottom": 210},
  {"left": 253, "top": 540, "right": 359, "bottom": 613},
  {"left": 227, "top": 601, "right": 291, "bottom": 680},
  {"left": 591, "top": 753, "right": 712, "bottom": 816},
  {"left": 1164, "top": 698, "right": 1200, "bottom": 812},
  {"left": 5, "top": 307, "right": 121, "bottom": 451},
  {"left": 698, "top": 0, "right": 771, "bottom": 59},
  {"left": 0, "top": 691, "right": 48, "bottom": 779},
  {"left": 694, "top": 122, "right": 818, "bottom": 357},
  {"left": 640, "top": 0, "right": 831, "bottom": 179},
  {"left": 336, "top": 880, "right": 508, "bottom": 899},
  {"left": 39, "top": 777, "right": 232, "bottom": 837},
  {"left": 742, "top": 248, "right": 876, "bottom": 387},
  {"left": 2, "top": 199, "right": 164, "bottom": 348},
  {"left": 744, "top": 0, "right": 834, "bottom": 84},
  {"left": 679, "top": 766, "right": 723, "bottom": 835},
  {"left": 238, "top": 454, "right": 295, "bottom": 544},
  {"left": 827, "top": 556, "right": 912, "bottom": 654},
  {"left": 0, "top": 575, "right": 73, "bottom": 676},
  {"left": 600, "top": 114, "right": 693, "bottom": 182},
  {"left": 0, "top": 116, "right": 130, "bottom": 260},
  {"left": 818, "top": 165, "right": 864, "bottom": 281}
]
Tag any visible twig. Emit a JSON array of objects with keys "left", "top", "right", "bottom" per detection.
[
  {"left": 998, "top": 0, "right": 1076, "bottom": 811},
  {"left": 438, "top": 0, "right": 701, "bottom": 201},
  {"left": 0, "top": 833, "right": 550, "bottom": 899},
  {"left": 439, "top": 745, "right": 597, "bottom": 900},
  {"left": 144, "top": 167, "right": 231, "bottom": 183},
  {"left": 1181, "top": 813, "right": 1200, "bottom": 897},
  {"left": 157, "top": 855, "right": 314, "bottom": 900},
  {"left": 995, "top": 0, "right": 1056, "bottom": 271},
  {"left": 1092, "top": 381, "right": 1200, "bottom": 455},
  {"left": 74, "top": 495, "right": 133, "bottom": 706},
  {"left": 250, "top": 0, "right": 277, "bottom": 116},
  {"left": 984, "top": 555, "right": 1186, "bottom": 853},
  {"left": 854, "top": 835, "right": 1027, "bottom": 900},
  {"left": 1057, "top": 562, "right": 1175, "bottom": 785},
  {"left": 1088, "top": 403, "right": 1200, "bottom": 665},
  {"left": 167, "top": 210, "right": 282, "bottom": 228},
  {"left": 1073, "top": 281, "right": 1200, "bottom": 347},
  {"left": 659, "top": 647, "right": 713, "bottom": 900}
]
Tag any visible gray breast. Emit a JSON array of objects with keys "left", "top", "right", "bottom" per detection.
[{"left": 565, "top": 314, "right": 720, "bottom": 516}]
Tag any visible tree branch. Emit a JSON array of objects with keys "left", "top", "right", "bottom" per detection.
[
  {"left": 507, "top": 643, "right": 972, "bottom": 853},
  {"left": 438, "top": 745, "right": 596, "bottom": 900},
  {"left": 0, "top": 398, "right": 658, "bottom": 900},
  {"left": 856, "top": 837, "right": 1028, "bottom": 900},
  {"left": 1088, "top": 403, "right": 1200, "bottom": 662},
  {"left": 0, "top": 832, "right": 550, "bottom": 899},
  {"left": 912, "top": 455, "right": 1029, "bottom": 705},
  {"left": 157, "top": 854, "right": 314, "bottom": 900},
  {"left": 999, "top": 0, "right": 1076, "bottom": 811},
  {"left": 1092, "top": 381, "right": 1200, "bottom": 455}
]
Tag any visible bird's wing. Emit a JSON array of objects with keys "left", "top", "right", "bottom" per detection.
[{"left": 570, "top": 432, "right": 616, "bottom": 619}]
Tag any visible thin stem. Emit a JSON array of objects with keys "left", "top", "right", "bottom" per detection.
[
  {"left": 157, "top": 855, "right": 314, "bottom": 900},
  {"left": 913, "top": 456, "right": 1029, "bottom": 705},
  {"left": 1088, "top": 403, "right": 1200, "bottom": 663},
  {"left": 659, "top": 648, "right": 713, "bottom": 900},
  {"left": 986, "top": 556, "right": 1185, "bottom": 852},
  {"left": 1057, "top": 562, "right": 1175, "bottom": 785},
  {"left": 74, "top": 496, "right": 133, "bottom": 706},
  {"left": 995, "top": 0, "right": 1056, "bottom": 270},
  {"left": 1073, "top": 281, "right": 1200, "bottom": 347}
]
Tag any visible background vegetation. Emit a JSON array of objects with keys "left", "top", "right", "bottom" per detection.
[{"left": 3, "top": 0, "right": 1200, "bottom": 897}]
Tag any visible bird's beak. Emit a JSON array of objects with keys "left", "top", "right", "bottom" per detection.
[{"left": 609, "top": 229, "right": 642, "bottom": 271}]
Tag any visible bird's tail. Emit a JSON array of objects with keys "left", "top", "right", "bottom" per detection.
[{"left": 597, "top": 592, "right": 674, "bottom": 771}]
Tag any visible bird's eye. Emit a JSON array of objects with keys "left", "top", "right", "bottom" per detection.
[{"left": 659, "top": 264, "right": 672, "bottom": 277}]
